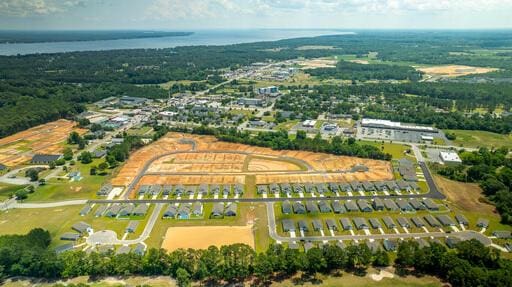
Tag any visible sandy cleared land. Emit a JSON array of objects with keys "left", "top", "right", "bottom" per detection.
[
  {"left": 0, "top": 119, "right": 86, "bottom": 167},
  {"left": 434, "top": 175, "right": 494, "bottom": 213},
  {"left": 161, "top": 225, "right": 254, "bottom": 251},
  {"left": 112, "top": 133, "right": 392, "bottom": 191},
  {"left": 247, "top": 156, "right": 303, "bottom": 172},
  {"left": 298, "top": 58, "right": 337, "bottom": 69},
  {"left": 417, "top": 65, "right": 498, "bottom": 78},
  {"left": 138, "top": 174, "right": 245, "bottom": 186}
]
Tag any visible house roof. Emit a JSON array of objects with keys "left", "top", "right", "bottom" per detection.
[
  {"left": 282, "top": 219, "right": 295, "bottom": 232},
  {"left": 31, "top": 154, "right": 62, "bottom": 163}
]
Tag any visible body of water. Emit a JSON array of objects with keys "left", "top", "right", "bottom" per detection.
[{"left": 0, "top": 29, "right": 353, "bottom": 56}]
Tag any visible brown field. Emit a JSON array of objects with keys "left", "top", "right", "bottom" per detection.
[
  {"left": 161, "top": 225, "right": 254, "bottom": 251},
  {"left": 247, "top": 156, "right": 303, "bottom": 172},
  {"left": 112, "top": 133, "right": 392, "bottom": 192},
  {"left": 0, "top": 119, "right": 86, "bottom": 167},
  {"left": 417, "top": 65, "right": 498, "bottom": 78},
  {"left": 298, "top": 58, "right": 337, "bottom": 69},
  {"left": 434, "top": 174, "right": 494, "bottom": 213}
]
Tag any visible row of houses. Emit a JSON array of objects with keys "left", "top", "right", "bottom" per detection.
[
  {"left": 258, "top": 180, "right": 420, "bottom": 195},
  {"left": 281, "top": 214, "right": 467, "bottom": 235},
  {"left": 91, "top": 203, "right": 149, "bottom": 218},
  {"left": 138, "top": 184, "right": 244, "bottom": 196},
  {"left": 163, "top": 202, "right": 203, "bottom": 219},
  {"left": 281, "top": 198, "right": 439, "bottom": 214}
]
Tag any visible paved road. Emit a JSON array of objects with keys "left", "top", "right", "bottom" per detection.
[
  {"left": 122, "top": 146, "right": 315, "bottom": 199},
  {"left": 0, "top": 165, "right": 48, "bottom": 185},
  {"left": 265, "top": 202, "right": 491, "bottom": 245},
  {"left": 88, "top": 191, "right": 436, "bottom": 204},
  {"left": 11, "top": 199, "right": 88, "bottom": 209}
]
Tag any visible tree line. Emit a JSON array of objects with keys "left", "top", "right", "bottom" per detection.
[
  {"left": 436, "top": 147, "right": 512, "bottom": 224},
  {"left": 180, "top": 126, "right": 392, "bottom": 161},
  {"left": 1, "top": 229, "right": 512, "bottom": 287},
  {"left": 307, "top": 60, "right": 423, "bottom": 81}
]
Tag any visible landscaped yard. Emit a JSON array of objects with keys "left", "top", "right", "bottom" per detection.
[
  {"left": 26, "top": 159, "right": 112, "bottom": 202},
  {"left": 361, "top": 141, "right": 412, "bottom": 160}
]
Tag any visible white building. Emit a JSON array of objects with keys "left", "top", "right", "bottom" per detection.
[
  {"left": 302, "top": 120, "right": 317, "bottom": 128},
  {"left": 361, "top": 118, "right": 438, "bottom": 133},
  {"left": 439, "top": 151, "right": 462, "bottom": 165}
]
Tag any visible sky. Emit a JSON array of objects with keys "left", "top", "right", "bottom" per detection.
[{"left": 1, "top": 0, "right": 512, "bottom": 30}]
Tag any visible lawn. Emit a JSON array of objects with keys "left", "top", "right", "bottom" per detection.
[
  {"left": 26, "top": 159, "right": 112, "bottom": 202},
  {"left": 145, "top": 202, "right": 269, "bottom": 251},
  {"left": 0, "top": 183, "right": 25, "bottom": 200},
  {"left": 271, "top": 271, "right": 443, "bottom": 287},
  {"left": 433, "top": 174, "right": 512, "bottom": 235},
  {"left": 126, "top": 126, "right": 153, "bottom": 137},
  {"left": 444, "top": 129, "right": 512, "bottom": 149},
  {"left": 0, "top": 205, "right": 127, "bottom": 248},
  {"left": 276, "top": 120, "right": 300, "bottom": 131},
  {"left": 360, "top": 140, "right": 412, "bottom": 160}
]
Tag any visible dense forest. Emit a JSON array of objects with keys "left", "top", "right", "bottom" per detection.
[
  {"left": 1, "top": 229, "right": 511, "bottom": 287},
  {"left": 0, "top": 30, "right": 193, "bottom": 44},
  {"left": 307, "top": 60, "right": 423, "bottom": 81},
  {"left": 183, "top": 126, "right": 392, "bottom": 160},
  {"left": 437, "top": 147, "right": 512, "bottom": 223},
  {"left": 0, "top": 80, "right": 166, "bottom": 137},
  {"left": 1, "top": 31, "right": 512, "bottom": 136},
  {"left": 275, "top": 83, "right": 512, "bottom": 134}
]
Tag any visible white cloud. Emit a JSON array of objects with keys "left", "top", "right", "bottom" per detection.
[
  {"left": 0, "top": 0, "right": 86, "bottom": 17},
  {"left": 144, "top": 0, "right": 512, "bottom": 21}
]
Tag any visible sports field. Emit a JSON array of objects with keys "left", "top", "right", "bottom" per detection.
[
  {"left": 0, "top": 119, "right": 86, "bottom": 167},
  {"left": 161, "top": 225, "right": 254, "bottom": 251}
]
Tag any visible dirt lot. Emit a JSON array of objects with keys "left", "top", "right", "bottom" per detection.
[
  {"left": 417, "top": 65, "right": 497, "bottom": 78},
  {"left": 298, "top": 58, "right": 337, "bottom": 69},
  {"left": 247, "top": 156, "right": 303, "bottom": 172},
  {"left": 112, "top": 133, "right": 392, "bottom": 191},
  {"left": 0, "top": 119, "right": 86, "bottom": 167},
  {"left": 434, "top": 174, "right": 495, "bottom": 213},
  {"left": 161, "top": 225, "right": 254, "bottom": 251}
]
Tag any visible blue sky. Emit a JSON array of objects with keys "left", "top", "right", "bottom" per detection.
[{"left": 1, "top": 0, "right": 512, "bottom": 30}]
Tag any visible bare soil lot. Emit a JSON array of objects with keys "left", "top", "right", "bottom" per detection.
[
  {"left": 113, "top": 133, "right": 392, "bottom": 194},
  {"left": 161, "top": 225, "right": 254, "bottom": 251},
  {"left": 417, "top": 65, "right": 498, "bottom": 78},
  {"left": 0, "top": 119, "right": 86, "bottom": 167}
]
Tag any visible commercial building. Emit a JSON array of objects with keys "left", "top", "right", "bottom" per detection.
[
  {"left": 439, "top": 151, "right": 462, "bottom": 165},
  {"left": 361, "top": 118, "right": 438, "bottom": 133}
]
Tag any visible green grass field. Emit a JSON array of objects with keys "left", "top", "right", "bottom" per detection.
[
  {"left": 361, "top": 140, "right": 412, "bottom": 160},
  {"left": 0, "top": 205, "right": 126, "bottom": 248},
  {"left": 27, "top": 159, "right": 112, "bottom": 202},
  {"left": 0, "top": 183, "right": 26, "bottom": 200},
  {"left": 444, "top": 129, "right": 512, "bottom": 148}
]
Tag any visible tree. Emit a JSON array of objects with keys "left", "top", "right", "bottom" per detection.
[
  {"left": 98, "top": 162, "right": 108, "bottom": 175},
  {"left": 14, "top": 189, "right": 28, "bottom": 200},
  {"left": 26, "top": 185, "right": 35, "bottom": 194},
  {"left": 63, "top": 147, "right": 73, "bottom": 161},
  {"left": 38, "top": 178, "right": 46, "bottom": 185},
  {"left": 176, "top": 267, "right": 191, "bottom": 287},
  {"left": 90, "top": 166, "right": 97, "bottom": 176},
  {"left": 25, "top": 168, "right": 39, "bottom": 182},
  {"left": 49, "top": 161, "right": 56, "bottom": 169},
  {"left": 253, "top": 253, "right": 273, "bottom": 281},
  {"left": 305, "top": 247, "right": 327, "bottom": 274},
  {"left": 79, "top": 151, "right": 92, "bottom": 164},
  {"left": 373, "top": 250, "right": 390, "bottom": 267}
]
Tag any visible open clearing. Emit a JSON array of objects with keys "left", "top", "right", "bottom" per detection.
[
  {"left": 298, "top": 58, "right": 337, "bottom": 69},
  {"left": 417, "top": 65, "right": 498, "bottom": 78},
  {"left": 434, "top": 175, "right": 492, "bottom": 214},
  {"left": 112, "top": 133, "right": 392, "bottom": 192},
  {"left": 444, "top": 129, "right": 512, "bottom": 148},
  {"left": 0, "top": 119, "right": 86, "bottom": 167},
  {"left": 161, "top": 225, "right": 254, "bottom": 251}
]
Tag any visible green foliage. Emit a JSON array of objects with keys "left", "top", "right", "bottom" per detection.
[
  {"left": 63, "top": 147, "right": 73, "bottom": 161},
  {"left": 25, "top": 168, "right": 39, "bottom": 182},
  {"left": 78, "top": 151, "right": 92, "bottom": 164},
  {"left": 307, "top": 60, "right": 423, "bottom": 81},
  {"left": 437, "top": 147, "right": 512, "bottom": 224},
  {"left": 188, "top": 126, "right": 391, "bottom": 161}
]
